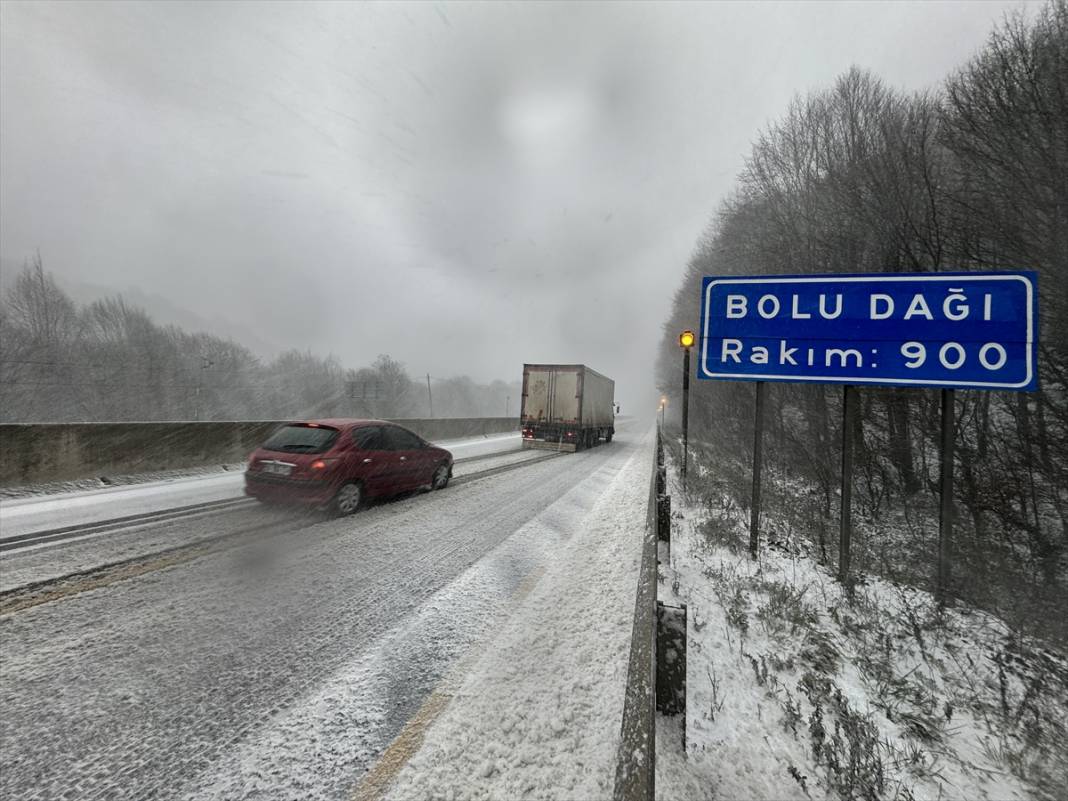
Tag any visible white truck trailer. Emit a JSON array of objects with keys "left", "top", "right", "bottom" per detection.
[{"left": 520, "top": 364, "right": 615, "bottom": 451}]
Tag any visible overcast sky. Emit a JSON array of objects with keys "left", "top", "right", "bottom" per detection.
[{"left": 0, "top": 0, "right": 1031, "bottom": 412}]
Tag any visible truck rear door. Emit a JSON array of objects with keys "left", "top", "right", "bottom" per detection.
[
  {"left": 552, "top": 369, "right": 580, "bottom": 423},
  {"left": 524, "top": 369, "right": 551, "bottom": 422}
]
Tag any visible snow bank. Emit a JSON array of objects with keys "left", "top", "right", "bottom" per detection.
[
  {"left": 658, "top": 451, "right": 1068, "bottom": 801},
  {"left": 380, "top": 428, "right": 654, "bottom": 801}
]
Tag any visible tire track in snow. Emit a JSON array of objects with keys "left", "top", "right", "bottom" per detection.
[{"left": 0, "top": 451, "right": 565, "bottom": 612}]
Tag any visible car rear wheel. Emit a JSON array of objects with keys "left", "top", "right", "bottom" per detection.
[
  {"left": 432, "top": 463, "right": 450, "bottom": 490},
  {"left": 333, "top": 481, "right": 363, "bottom": 515}
]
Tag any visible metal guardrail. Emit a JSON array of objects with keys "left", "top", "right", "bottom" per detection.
[{"left": 612, "top": 428, "right": 664, "bottom": 801}]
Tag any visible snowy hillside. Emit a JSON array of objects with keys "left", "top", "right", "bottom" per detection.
[{"left": 657, "top": 449, "right": 1068, "bottom": 801}]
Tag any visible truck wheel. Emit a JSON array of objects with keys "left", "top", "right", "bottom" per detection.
[{"left": 605, "top": 430, "right": 613, "bottom": 443}]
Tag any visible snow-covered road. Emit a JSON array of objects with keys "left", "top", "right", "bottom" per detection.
[
  {"left": 0, "top": 432, "right": 521, "bottom": 541},
  {"left": 0, "top": 424, "right": 649, "bottom": 801},
  {"left": 0, "top": 438, "right": 542, "bottom": 594}
]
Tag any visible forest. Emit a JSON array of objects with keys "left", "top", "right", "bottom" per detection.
[
  {"left": 656, "top": 1, "right": 1067, "bottom": 640},
  {"left": 0, "top": 255, "right": 519, "bottom": 424}
]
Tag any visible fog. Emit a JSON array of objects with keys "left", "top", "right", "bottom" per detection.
[{"left": 0, "top": 0, "right": 1029, "bottom": 413}]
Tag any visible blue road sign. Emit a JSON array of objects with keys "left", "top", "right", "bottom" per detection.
[{"left": 698, "top": 272, "right": 1038, "bottom": 390}]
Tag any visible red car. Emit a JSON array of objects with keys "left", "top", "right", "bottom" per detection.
[{"left": 244, "top": 419, "right": 453, "bottom": 514}]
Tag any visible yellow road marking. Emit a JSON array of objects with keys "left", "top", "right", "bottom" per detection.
[
  {"left": 513, "top": 565, "right": 546, "bottom": 603},
  {"left": 350, "top": 565, "right": 547, "bottom": 801},
  {"left": 351, "top": 690, "right": 452, "bottom": 801}
]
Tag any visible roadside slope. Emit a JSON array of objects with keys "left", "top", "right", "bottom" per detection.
[{"left": 656, "top": 449, "right": 1068, "bottom": 801}]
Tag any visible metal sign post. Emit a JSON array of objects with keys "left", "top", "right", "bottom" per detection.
[
  {"left": 697, "top": 271, "right": 1038, "bottom": 581},
  {"left": 938, "top": 389, "right": 955, "bottom": 603},
  {"left": 839, "top": 385, "right": 857, "bottom": 587},
  {"left": 679, "top": 331, "right": 695, "bottom": 485},
  {"left": 682, "top": 349, "right": 690, "bottom": 483},
  {"left": 749, "top": 381, "right": 765, "bottom": 559}
]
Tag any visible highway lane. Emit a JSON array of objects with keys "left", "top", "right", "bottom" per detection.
[
  {"left": 0, "top": 424, "right": 644, "bottom": 801},
  {"left": 0, "top": 444, "right": 541, "bottom": 594},
  {"left": 0, "top": 432, "right": 523, "bottom": 542}
]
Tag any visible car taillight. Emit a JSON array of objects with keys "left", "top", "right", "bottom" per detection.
[
  {"left": 310, "top": 458, "right": 339, "bottom": 470},
  {"left": 566, "top": 431, "right": 575, "bottom": 438}
]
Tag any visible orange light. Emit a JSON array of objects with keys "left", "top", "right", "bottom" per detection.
[
  {"left": 679, "top": 330, "right": 695, "bottom": 348},
  {"left": 311, "top": 460, "right": 326, "bottom": 469}
]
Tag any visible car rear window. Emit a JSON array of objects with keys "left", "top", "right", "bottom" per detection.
[{"left": 262, "top": 424, "right": 339, "bottom": 453}]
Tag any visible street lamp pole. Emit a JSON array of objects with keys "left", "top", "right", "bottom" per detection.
[
  {"left": 679, "top": 330, "right": 695, "bottom": 484},
  {"left": 194, "top": 356, "right": 213, "bottom": 422}
]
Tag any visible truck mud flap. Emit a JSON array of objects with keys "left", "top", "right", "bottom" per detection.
[{"left": 521, "top": 440, "right": 577, "bottom": 453}]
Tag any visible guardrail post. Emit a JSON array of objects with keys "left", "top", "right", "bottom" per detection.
[
  {"left": 656, "top": 602, "right": 687, "bottom": 728},
  {"left": 657, "top": 494, "right": 671, "bottom": 543},
  {"left": 655, "top": 439, "right": 670, "bottom": 559}
]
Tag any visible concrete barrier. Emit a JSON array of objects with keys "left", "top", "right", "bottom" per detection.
[
  {"left": 389, "top": 417, "right": 518, "bottom": 442},
  {"left": 0, "top": 418, "right": 519, "bottom": 486}
]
